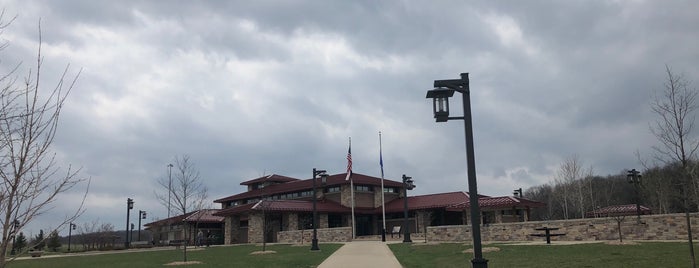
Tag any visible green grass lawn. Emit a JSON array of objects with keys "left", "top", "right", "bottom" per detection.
[
  {"left": 389, "top": 242, "right": 698, "bottom": 268},
  {"left": 8, "top": 244, "right": 342, "bottom": 268}
]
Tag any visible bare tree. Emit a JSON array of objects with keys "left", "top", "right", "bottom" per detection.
[
  {"left": 0, "top": 16, "right": 86, "bottom": 267},
  {"left": 650, "top": 65, "right": 698, "bottom": 268},
  {"left": 611, "top": 215, "right": 626, "bottom": 243},
  {"left": 155, "top": 155, "right": 207, "bottom": 263}
]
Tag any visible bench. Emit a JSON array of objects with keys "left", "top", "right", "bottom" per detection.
[
  {"left": 390, "top": 226, "right": 401, "bottom": 238},
  {"left": 29, "top": 251, "right": 43, "bottom": 258},
  {"left": 531, "top": 227, "right": 565, "bottom": 244}
]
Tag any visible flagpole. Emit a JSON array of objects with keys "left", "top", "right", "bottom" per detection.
[
  {"left": 345, "top": 137, "right": 356, "bottom": 239},
  {"left": 379, "top": 132, "right": 386, "bottom": 242}
]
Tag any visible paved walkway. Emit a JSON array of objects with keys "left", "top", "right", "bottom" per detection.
[{"left": 318, "top": 241, "right": 402, "bottom": 268}]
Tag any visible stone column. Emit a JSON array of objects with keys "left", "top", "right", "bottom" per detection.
[
  {"left": 248, "top": 212, "right": 264, "bottom": 243},
  {"left": 288, "top": 213, "right": 299, "bottom": 230},
  {"left": 320, "top": 214, "right": 329, "bottom": 228}
]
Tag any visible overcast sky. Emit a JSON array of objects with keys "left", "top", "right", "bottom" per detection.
[{"left": 1, "top": 1, "right": 698, "bottom": 236}]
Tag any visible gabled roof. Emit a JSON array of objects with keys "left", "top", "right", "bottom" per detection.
[
  {"left": 382, "top": 191, "right": 472, "bottom": 213},
  {"left": 213, "top": 173, "right": 404, "bottom": 204},
  {"left": 213, "top": 200, "right": 350, "bottom": 217},
  {"left": 144, "top": 209, "right": 224, "bottom": 228},
  {"left": 586, "top": 204, "right": 651, "bottom": 217},
  {"left": 447, "top": 196, "right": 546, "bottom": 211},
  {"left": 240, "top": 174, "right": 299, "bottom": 186}
]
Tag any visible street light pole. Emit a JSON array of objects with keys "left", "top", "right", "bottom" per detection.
[
  {"left": 426, "top": 73, "right": 488, "bottom": 268},
  {"left": 139, "top": 210, "right": 147, "bottom": 241},
  {"left": 311, "top": 168, "right": 327, "bottom": 251},
  {"left": 627, "top": 169, "right": 642, "bottom": 223},
  {"left": 68, "top": 222, "right": 76, "bottom": 252},
  {"left": 125, "top": 198, "right": 134, "bottom": 248},
  {"left": 402, "top": 174, "right": 415, "bottom": 243}
]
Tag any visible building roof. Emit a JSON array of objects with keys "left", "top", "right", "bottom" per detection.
[
  {"left": 586, "top": 204, "right": 652, "bottom": 217},
  {"left": 214, "top": 200, "right": 350, "bottom": 216},
  {"left": 448, "top": 196, "right": 546, "bottom": 211},
  {"left": 144, "top": 209, "right": 224, "bottom": 228},
  {"left": 213, "top": 173, "right": 404, "bottom": 204},
  {"left": 239, "top": 174, "right": 299, "bottom": 186}
]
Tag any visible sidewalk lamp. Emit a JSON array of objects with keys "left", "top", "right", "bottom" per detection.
[
  {"left": 627, "top": 169, "right": 642, "bottom": 223},
  {"left": 402, "top": 174, "right": 415, "bottom": 243},
  {"left": 513, "top": 188, "right": 522, "bottom": 198},
  {"left": 68, "top": 222, "right": 76, "bottom": 252},
  {"left": 138, "top": 210, "right": 147, "bottom": 241},
  {"left": 311, "top": 168, "right": 328, "bottom": 251},
  {"left": 125, "top": 198, "right": 134, "bottom": 248},
  {"left": 426, "top": 73, "right": 488, "bottom": 268}
]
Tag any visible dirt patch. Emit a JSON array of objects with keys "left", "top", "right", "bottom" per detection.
[
  {"left": 164, "top": 261, "right": 203, "bottom": 266},
  {"left": 463, "top": 247, "right": 500, "bottom": 253},
  {"left": 250, "top": 250, "right": 277, "bottom": 255}
]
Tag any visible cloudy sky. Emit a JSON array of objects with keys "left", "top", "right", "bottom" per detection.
[{"left": 1, "top": 0, "right": 698, "bottom": 236}]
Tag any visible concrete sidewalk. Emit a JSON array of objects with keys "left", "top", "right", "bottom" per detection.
[{"left": 318, "top": 241, "right": 402, "bottom": 268}]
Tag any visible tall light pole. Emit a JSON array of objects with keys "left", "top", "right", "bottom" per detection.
[
  {"left": 125, "top": 198, "right": 134, "bottom": 248},
  {"left": 167, "top": 163, "right": 173, "bottom": 218},
  {"left": 426, "top": 73, "right": 488, "bottom": 268},
  {"left": 402, "top": 174, "right": 415, "bottom": 243},
  {"left": 311, "top": 168, "right": 328, "bottom": 251},
  {"left": 68, "top": 222, "right": 76, "bottom": 252},
  {"left": 627, "top": 169, "right": 642, "bottom": 223},
  {"left": 138, "top": 210, "right": 147, "bottom": 241}
]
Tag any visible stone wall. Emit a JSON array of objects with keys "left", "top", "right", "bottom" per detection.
[
  {"left": 428, "top": 213, "right": 699, "bottom": 242},
  {"left": 277, "top": 227, "right": 353, "bottom": 244}
]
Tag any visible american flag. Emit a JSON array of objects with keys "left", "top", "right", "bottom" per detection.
[{"left": 345, "top": 138, "right": 352, "bottom": 181}]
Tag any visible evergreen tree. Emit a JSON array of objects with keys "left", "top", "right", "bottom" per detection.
[
  {"left": 13, "top": 232, "right": 27, "bottom": 253},
  {"left": 33, "top": 230, "right": 45, "bottom": 250},
  {"left": 47, "top": 231, "right": 61, "bottom": 252}
]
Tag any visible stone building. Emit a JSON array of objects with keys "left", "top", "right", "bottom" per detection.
[
  {"left": 144, "top": 209, "right": 225, "bottom": 245},
  {"left": 212, "top": 173, "right": 545, "bottom": 244}
]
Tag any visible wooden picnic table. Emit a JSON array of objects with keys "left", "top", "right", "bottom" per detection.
[{"left": 531, "top": 227, "right": 565, "bottom": 244}]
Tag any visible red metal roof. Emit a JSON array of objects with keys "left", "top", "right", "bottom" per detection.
[
  {"left": 382, "top": 191, "right": 471, "bottom": 213},
  {"left": 239, "top": 174, "right": 299, "bottom": 186},
  {"left": 448, "top": 196, "right": 546, "bottom": 210},
  {"left": 586, "top": 204, "right": 651, "bottom": 217},
  {"left": 214, "top": 200, "right": 350, "bottom": 216},
  {"left": 144, "top": 209, "right": 223, "bottom": 227},
  {"left": 183, "top": 209, "right": 225, "bottom": 223},
  {"left": 213, "top": 173, "right": 404, "bottom": 204}
]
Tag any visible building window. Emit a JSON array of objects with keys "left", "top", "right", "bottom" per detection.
[
  {"left": 300, "top": 190, "right": 313, "bottom": 197},
  {"left": 240, "top": 220, "right": 249, "bottom": 228},
  {"left": 383, "top": 187, "right": 398, "bottom": 193},
  {"left": 326, "top": 186, "right": 340, "bottom": 193},
  {"left": 355, "top": 185, "right": 372, "bottom": 192},
  {"left": 298, "top": 213, "right": 313, "bottom": 230},
  {"left": 328, "top": 214, "right": 343, "bottom": 228}
]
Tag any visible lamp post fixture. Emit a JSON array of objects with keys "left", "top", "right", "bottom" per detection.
[
  {"left": 10, "top": 220, "right": 19, "bottom": 255},
  {"left": 125, "top": 198, "right": 134, "bottom": 248},
  {"left": 627, "top": 169, "right": 642, "bottom": 223},
  {"left": 402, "top": 174, "right": 415, "bottom": 243},
  {"left": 138, "top": 210, "right": 147, "bottom": 241},
  {"left": 513, "top": 188, "right": 523, "bottom": 198},
  {"left": 311, "top": 168, "right": 328, "bottom": 251},
  {"left": 426, "top": 73, "right": 488, "bottom": 268},
  {"left": 68, "top": 222, "right": 76, "bottom": 252}
]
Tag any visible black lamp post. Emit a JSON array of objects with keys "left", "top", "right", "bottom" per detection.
[
  {"left": 627, "top": 169, "right": 642, "bottom": 223},
  {"left": 68, "top": 222, "right": 76, "bottom": 252},
  {"left": 426, "top": 73, "right": 488, "bottom": 268},
  {"left": 402, "top": 174, "right": 415, "bottom": 243},
  {"left": 513, "top": 188, "right": 522, "bottom": 198},
  {"left": 10, "top": 220, "right": 19, "bottom": 255},
  {"left": 311, "top": 168, "right": 328, "bottom": 251},
  {"left": 167, "top": 163, "right": 173, "bottom": 218},
  {"left": 125, "top": 198, "right": 134, "bottom": 248},
  {"left": 138, "top": 210, "right": 147, "bottom": 241}
]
